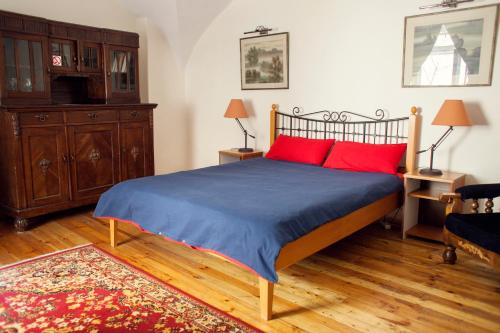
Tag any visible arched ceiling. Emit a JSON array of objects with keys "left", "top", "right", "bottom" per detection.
[{"left": 120, "top": 0, "right": 232, "bottom": 67}]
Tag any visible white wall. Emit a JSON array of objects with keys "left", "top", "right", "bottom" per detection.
[
  {"left": 186, "top": 0, "right": 500, "bottom": 186},
  {"left": 120, "top": 0, "right": 232, "bottom": 68},
  {"left": 0, "top": 0, "right": 189, "bottom": 174},
  {"left": 138, "top": 19, "right": 191, "bottom": 173}
]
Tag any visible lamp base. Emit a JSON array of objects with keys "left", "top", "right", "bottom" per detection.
[
  {"left": 419, "top": 168, "right": 443, "bottom": 176},
  {"left": 238, "top": 148, "right": 254, "bottom": 153}
]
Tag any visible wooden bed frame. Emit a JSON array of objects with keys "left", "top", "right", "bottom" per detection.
[{"left": 108, "top": 104, "right": 421, "bottom": 320}]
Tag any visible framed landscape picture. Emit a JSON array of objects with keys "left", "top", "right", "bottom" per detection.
[
  {"left": 403, "top": 5, "right": 499, "bottom": 87},
  {"left": 240, "top": 32, "right": 289, "bottom": 90}
]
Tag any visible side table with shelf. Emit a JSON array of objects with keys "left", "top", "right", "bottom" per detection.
[
  {"left": 403, "top": 171, "right": 465, "bottom": 242},
  {"left": 219, "top": 149, "right": 263, "bottom": 165}
]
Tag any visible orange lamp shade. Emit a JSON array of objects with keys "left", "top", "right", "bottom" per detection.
[
  {"left": 224, "top": 99, "right": 248, "bottom": 118},
  {"left": 432, "top": 100, "right": 472, "bottom": 127}
]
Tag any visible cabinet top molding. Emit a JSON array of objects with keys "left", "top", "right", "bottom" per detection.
[
  {"left": 0, "top": 103, "right": 158, "bottom": 113},
  {"left": 0, "top": 9, "right": 139, "bottom": 47}
]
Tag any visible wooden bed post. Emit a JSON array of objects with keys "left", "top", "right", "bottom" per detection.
[
  {"left": 110, "top": 219, "right": 117, "bottom": 248},
  {"left": 406, "top": 106, "right": 421, "bottom": 172},
  {"left": 259, "top": 277, "right": 274, "bottom": 320},
  {"left": 270, "top": 104, "right": 277, "bottom": 146}
]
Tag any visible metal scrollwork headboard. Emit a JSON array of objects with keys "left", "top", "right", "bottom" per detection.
[{"left": 273, "top": 105, "right": 410, "bottom": 145}]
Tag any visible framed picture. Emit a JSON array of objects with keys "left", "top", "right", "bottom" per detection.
[
  {"left": 402, "top": 5, "right": 499, "bottom": 87},
  {"left": 240, "top": 32, "right": 289, "bottom": 90}
]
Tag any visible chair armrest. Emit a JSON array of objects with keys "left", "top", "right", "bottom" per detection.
[
  {"left": 457, "top": 184, "right": 500, "bottom": 200},
  {"left": 440, "top": 193, "right": 462, "bottom": 215}
]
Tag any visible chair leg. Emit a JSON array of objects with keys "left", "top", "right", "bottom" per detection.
[{"left": 443, "top": 245, "right": 457, "bottom": 264}]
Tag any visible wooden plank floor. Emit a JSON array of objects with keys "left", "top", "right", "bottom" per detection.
[{"left": 1, "top": 209, "right": 499, "bottom": 333}]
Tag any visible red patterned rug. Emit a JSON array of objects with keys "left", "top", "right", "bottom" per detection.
[{"left": 0, "top": 244, "right": 262, "bottom": 333}]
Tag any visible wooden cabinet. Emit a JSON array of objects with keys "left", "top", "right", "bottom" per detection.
[
  {"left": 68, "top": 123, "right": 119, "bottom": 200},
  {"left": 1, "top": 33, "right": 50, "bottom": 103},
  {"left": 21, "top": 126, "right": 69, "bottom": 207},
  {"left": 0, "top": 10, "right": 154, "bottom": 231},
  {"left": 120, "top": 121, "right": 152, "bottom": 181},
  {"left": 0, "top": 104, "right": 156, "bottom": 231},
  {"left": 80, "top": 41, "right": 101, "bottom": 73},
  {"left": 0, "top": 10, "right": 139, "bottom": 105},
  {"left": 49, "top": 39, "right": 102, "bottom": 74},
  {"left": 49, "top": 38, "right": 77, "bottom": 73},
  {"left": 106, "top": 46, "right": 139, "bottom": 103}
]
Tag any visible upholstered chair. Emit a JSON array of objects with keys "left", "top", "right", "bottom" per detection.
[{"left": 440, "top": 184, "right": 500, "bottom": 270}]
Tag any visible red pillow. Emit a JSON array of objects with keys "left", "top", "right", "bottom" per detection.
[
  {"left": 266, "top": 135, "right": 335, "bottom": 165},
  {"left": 323, "top": 141, "right": 407, "bottom": 174}
]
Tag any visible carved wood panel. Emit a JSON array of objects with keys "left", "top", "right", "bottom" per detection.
[
  {"left": 68, "top": 123, "right": 119, "bottom": 200},
  {"left": 120, "top": 121, "right": 151, "bottom": 181},
  {"left": 21, "top": 126, "right": 69, "bottom": 207}
]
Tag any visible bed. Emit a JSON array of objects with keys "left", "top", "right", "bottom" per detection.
[{"left": 94, "top": 104, "right": 421, "bottom": 320}]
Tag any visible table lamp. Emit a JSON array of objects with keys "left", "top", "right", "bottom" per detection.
[
  {"left": 224, "top": 99, "right": 255, "bottom": 152},
  {"left": 418, "top": 100, "right": 472, "bottom": 176}
]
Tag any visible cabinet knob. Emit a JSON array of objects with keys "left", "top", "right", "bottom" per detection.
[
  {"left": 107, "top": 71, "right": 111, "bottom": 77},
  {"left": 130, "top": 111, "right": 138, "bottom": 118},
  {"left": 87, "top": 112, "right": 98, "bottom": 120}
]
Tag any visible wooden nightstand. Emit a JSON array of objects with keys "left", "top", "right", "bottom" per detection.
[
  {"left": 403, "top": 170, "right": 465, "bottom": 242},
  {"left": 219, "top": 149, "right": 263, "bottom": 165}
]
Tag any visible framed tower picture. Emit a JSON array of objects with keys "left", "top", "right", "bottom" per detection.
[{"left": 403, "top": 5, "right": 499, "bottom": 87}]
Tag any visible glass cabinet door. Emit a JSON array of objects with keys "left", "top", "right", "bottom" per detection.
[
  {"left": 81, "top": 42, "right": 101, "bottom": 73},
  {"left": 17, "top": 39, "right": 32, "bottom": 92},
  {"left": 50, "top": 39, "right": 76, "bottom": 72},
  {"left": 109, "top": 47, "right": 138, "bottom": 97},
  {"left": 2, "top": 35, "right": 48, "bottom": 96},
  {"left": 4, "top": 37, "right": 17, "bottom": 91}
]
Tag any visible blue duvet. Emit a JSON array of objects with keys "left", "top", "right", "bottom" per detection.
[{"left": 94, "top": 158, "right": 402, "bottom": 282}]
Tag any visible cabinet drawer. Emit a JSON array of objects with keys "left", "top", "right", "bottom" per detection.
[
  {"left": 67, "top": 110, "right": 118, "bottom": 123},
  {"left": 19, "top": 112, "right": 64, "bottom": 126},
  {"left": 120, "top": 109, "right": 149, "bottom": 121}
]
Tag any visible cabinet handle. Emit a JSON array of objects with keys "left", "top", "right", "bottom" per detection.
[
  {"left": 62, "top": 154, "right": 68, "bottom": 163},
  {"left": 70, "top": 154, "right": 75, "bottom": 162},
  {"left": 87, "top": 112, "right": 98, "bottom": 120},
  {"left": 130, "top": 111, "right": 138, "bottom": 118},
  {"left": 107, "top": 71, "right": 111, "bottom": 77},
  {"left": 38, "top": 158, "right": 51, "bottom": 175},
  {"left": 34, "top": 113, "right": 49, "bottom": 122},
  {"left": 89, "top": 149, "right": 101, "bottom": 162}
]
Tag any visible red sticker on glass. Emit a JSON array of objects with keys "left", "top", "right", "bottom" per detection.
[{"left": 52, "top": 55, "right": 62, "bottom": 66}]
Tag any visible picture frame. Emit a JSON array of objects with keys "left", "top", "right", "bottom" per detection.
[
  {"left": 402, "top": 5, "right": 499, "bottom": 87},
  {"left": 240, "top": 32, "right": 289, "bottom": 90}
]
